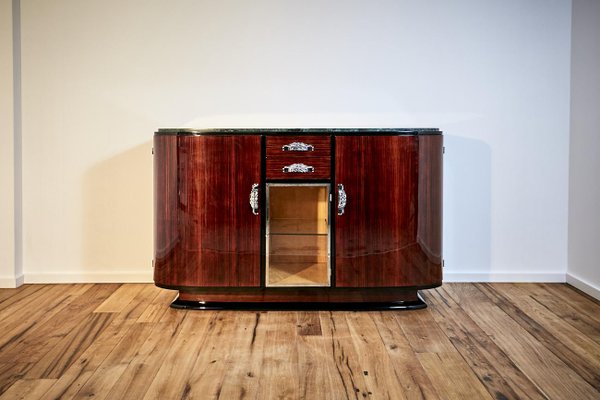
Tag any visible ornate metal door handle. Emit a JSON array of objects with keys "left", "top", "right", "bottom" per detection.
[
  {"left": 282, "top": 163, "right": 314, "bottom": 173},
  {"left": 337, "top": 184, "right": 347, "bottom": 215},
  {"left": 249, "top": 183, "right": 259, "bottom": 215},
  {"left": 282, "top": 142, "right": 314, "bottom": 152}
]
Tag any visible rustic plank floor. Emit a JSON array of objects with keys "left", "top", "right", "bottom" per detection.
[{"left": 0, "top": 283, "right": 598, "bottom": 400}]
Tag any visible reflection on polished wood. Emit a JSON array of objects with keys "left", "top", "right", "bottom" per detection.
[
  {"left": 0, "top": 283, "right": 599, "bottom": 399},
  {"left": 335, "top": 135, "right": 442, "bottom": 287},
  {"left": 153, "top": 135, "right": 262, "bottom": 288}
]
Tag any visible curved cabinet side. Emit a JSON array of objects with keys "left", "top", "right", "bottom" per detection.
[
  {"left": 416, "top": 135, "right": 443, "bottom": 285},
  {"left": 154, "top": 135, "right": 262, "bottom": 287},
  {"left": 154, "top": 135, "right": 179, "bottom": 285}
]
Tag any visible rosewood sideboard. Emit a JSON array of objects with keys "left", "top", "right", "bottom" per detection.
[{"left": 153, "top": 128, "right": 443, "bottom": 310}]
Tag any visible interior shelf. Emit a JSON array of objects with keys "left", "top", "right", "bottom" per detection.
[{"left": 269, "top": 218, "right": 328, "bottom": 235}]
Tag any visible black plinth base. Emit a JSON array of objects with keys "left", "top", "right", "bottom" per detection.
[{"left": 170, "top": 294, "right": 427, "bottom": 311}]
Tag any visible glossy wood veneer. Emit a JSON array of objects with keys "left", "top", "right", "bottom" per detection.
[
  {"left": 265, "top": 156, "right": 331, "bottom": 180},
  {"left": 266, "top": 136, "right": 331, "bottom": 179},
  {"left": 265, "top": 136, "right": 331, "bottom": 157},
  {"left": 154, "top": 135, "right": 262, "bottom": 287},
  {"left": 335, "top": 135, "right": 442, "bottom": 287},
  {"left": 154, "top": 130, "right": 443, "bottom": 306}
]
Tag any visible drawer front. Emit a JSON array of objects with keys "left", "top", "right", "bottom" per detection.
[
  {"left": 266, "top": 136, "right": 331, "bottom": 157},
  {"left": 266, "top": 155, "right": 330, "bottom": 179},
  {"left": 266, "top": 136, "right": 331, "bottom": 179}
]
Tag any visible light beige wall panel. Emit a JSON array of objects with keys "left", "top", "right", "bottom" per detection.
[
  {"left": 20, "top": 0, "right": 572, "bottom": 282},
  {"left": 568, "top": 0, "right": 600, "bottom": 299},
  {"left": 0, "top": 0, "right": 18, "bottom": 288}
]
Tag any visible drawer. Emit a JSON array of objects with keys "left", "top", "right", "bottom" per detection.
[
  {"left": 266, "top": 136, "right": 331, "bottom": 158},
  {"left": 266, "top": 155, "right": 330, "bottom": 179},
  {"left": 266, "top": 136, "right": 331, "bottom": 179}
]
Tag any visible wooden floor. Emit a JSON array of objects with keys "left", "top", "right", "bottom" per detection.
[{"left": 0, "top": 283, "right": 599, "bottom": 399}]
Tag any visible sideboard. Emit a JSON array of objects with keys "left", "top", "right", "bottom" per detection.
[{"left": 153, "top": 128, "right": 443, "bottom": 310}]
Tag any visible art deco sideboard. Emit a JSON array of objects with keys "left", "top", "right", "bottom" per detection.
[{"left": 153, "top": 128, "right": 443, "bottom": 309}]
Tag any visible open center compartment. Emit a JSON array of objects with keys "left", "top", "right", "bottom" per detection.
[{"left": 266, "top": 183, "right": 331, "bottom": 287}]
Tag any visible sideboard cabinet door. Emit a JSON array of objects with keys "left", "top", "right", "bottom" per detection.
[
  {"left": 154, "top": 135, "right": 262, "bottom": 287},
  {"left": 335, "top": 135, "right": 442, "bottom": 287}
]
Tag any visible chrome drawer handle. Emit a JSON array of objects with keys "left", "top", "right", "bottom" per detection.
[
  {"left": 249, "top": 183, "right": 259, "bottom": 215},
  {"left": 337, "top": 184, "right": 347, "bottom": 215},
  {"left": 282, "top": 142, "right": 314, "bottom": 152},
  {"left": 282, "top": 163, "right": 314, "bottom": 173}
]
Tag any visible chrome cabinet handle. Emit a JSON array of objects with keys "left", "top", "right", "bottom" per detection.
[
  {"left": 249, "top": 183, "right": 259, "bottom": 215},
  {"left": 337, "top": 184, "right": 347, "bottom": 215},
  {"left": 282, "top": 142, "right": 314, "bottom": 152},
  {"left": 282, "top": 163, "right": 314, "bottom": 173}
]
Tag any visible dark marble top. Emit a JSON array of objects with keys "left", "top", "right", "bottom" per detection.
[{"left": 156, "top": 128, "right": 441, "bottom": 136}]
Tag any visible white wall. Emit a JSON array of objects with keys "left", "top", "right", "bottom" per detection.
[
  {"left": 568, "top": 0, "right": 600, "bottom": 298},
  {"left": 0, "top": 0, "right": 23, "bottom": 288},
  {"left": 0, "top": 0, "right": 15, "bottom": 287},
  {"left": 18, "top": 0, "right": 572, "bottom": 283}
]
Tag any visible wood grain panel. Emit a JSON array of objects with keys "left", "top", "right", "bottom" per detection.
[
  {"left": 154, "top": 135, "right": 261, "bottom": 288},
  {"left": 519, "top": 283, "right": 600, "bottom": 342},
  {"left": 0, "top": 283, "right": 599, "bottom": 399},
  {"left": 215, "top": 312, "right": 266, "bottom": 399},
  {"left": 142, "top": 312, "right": 215, "bottom": 399},
  {"left": 266, "top": 135, "right": 331, "bottom": 179},
  {"left": 345, "top": 312, "right": 412, "bottom": 399},
  {"left": 370, "top": 312, "right": 441, "bottom": 399},
  {"left": 255, "top": 313, "right": 300, "bottom": 399},
  {"left": 443, "top": 283, "right": 600, "bottom": 399},
  {"left": 0, "top": 284, "right": 117, "bottom": 364},
  {"left": 266, "top": 136, "right": 331, "bottom": 157},
  {"left": 104, "top": 307, "right": 187, "bottom": 399},
  {"left": 37, "top": 291, "right": 163, "bottom": 399},
  {"left": 0, "top": 363, "right": 32, "bottom": 395},
  {"left": 476, "top": 283, "right": 600, "bottom": 389},
  {"left": 0, "top": 378, "right": 55, "bottom": 400},
  {"left": 395, "top": 309, "right": 456, "bottom": 354},
  {"left": 0, "top": 285, "right": 44, "bottom": 312},
  {"left": 417, "top": 352, "right": 494, "bottom": 400},
  {"left": 541, "top": 283, "right": 600, "bottom": 326},
  {"left": 296, "top": 312, "right": 322, "bottom": 336},
  {"left": 72, "top": 323, "right": 156, "bottom": 399},
  {"left": 266, "top": 155, "right": 330, "bottom": 180},
  {"left": 423, "top": 288, "right": 549, "bottom": 400},
  {"left": 93, "top": 284, "right": 144, "bottom": 313},
  {"left": 0, "top": 285, "right": 89, "bottom": 362},
  {"left": 319, "top": 311, "right": 371, "bottom": 398},
  {"left": 335, "top": 135, "right": 442, "bottom": 287},
  {"left": 26, "top": 313, "right": 114, "bottom": 379},
  {"left": 295, "top": 330, "right": 333, "bottom": 398}
]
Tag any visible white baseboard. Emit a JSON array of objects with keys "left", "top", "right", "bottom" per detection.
[
  {"left": 566, "top": 273, "right": 600, "bottom": 300},
  {"left": 13, "top": 271, "right": 582, "bottom": 288},
  {"left": 443, "top": 272, "right": 566, "bottom": 283},
  {"left": 24, "top": 271, "right": 153, "bottom": 284},
  {"left": 0, "top": 273, "right": 24, "bottom": 288}
]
